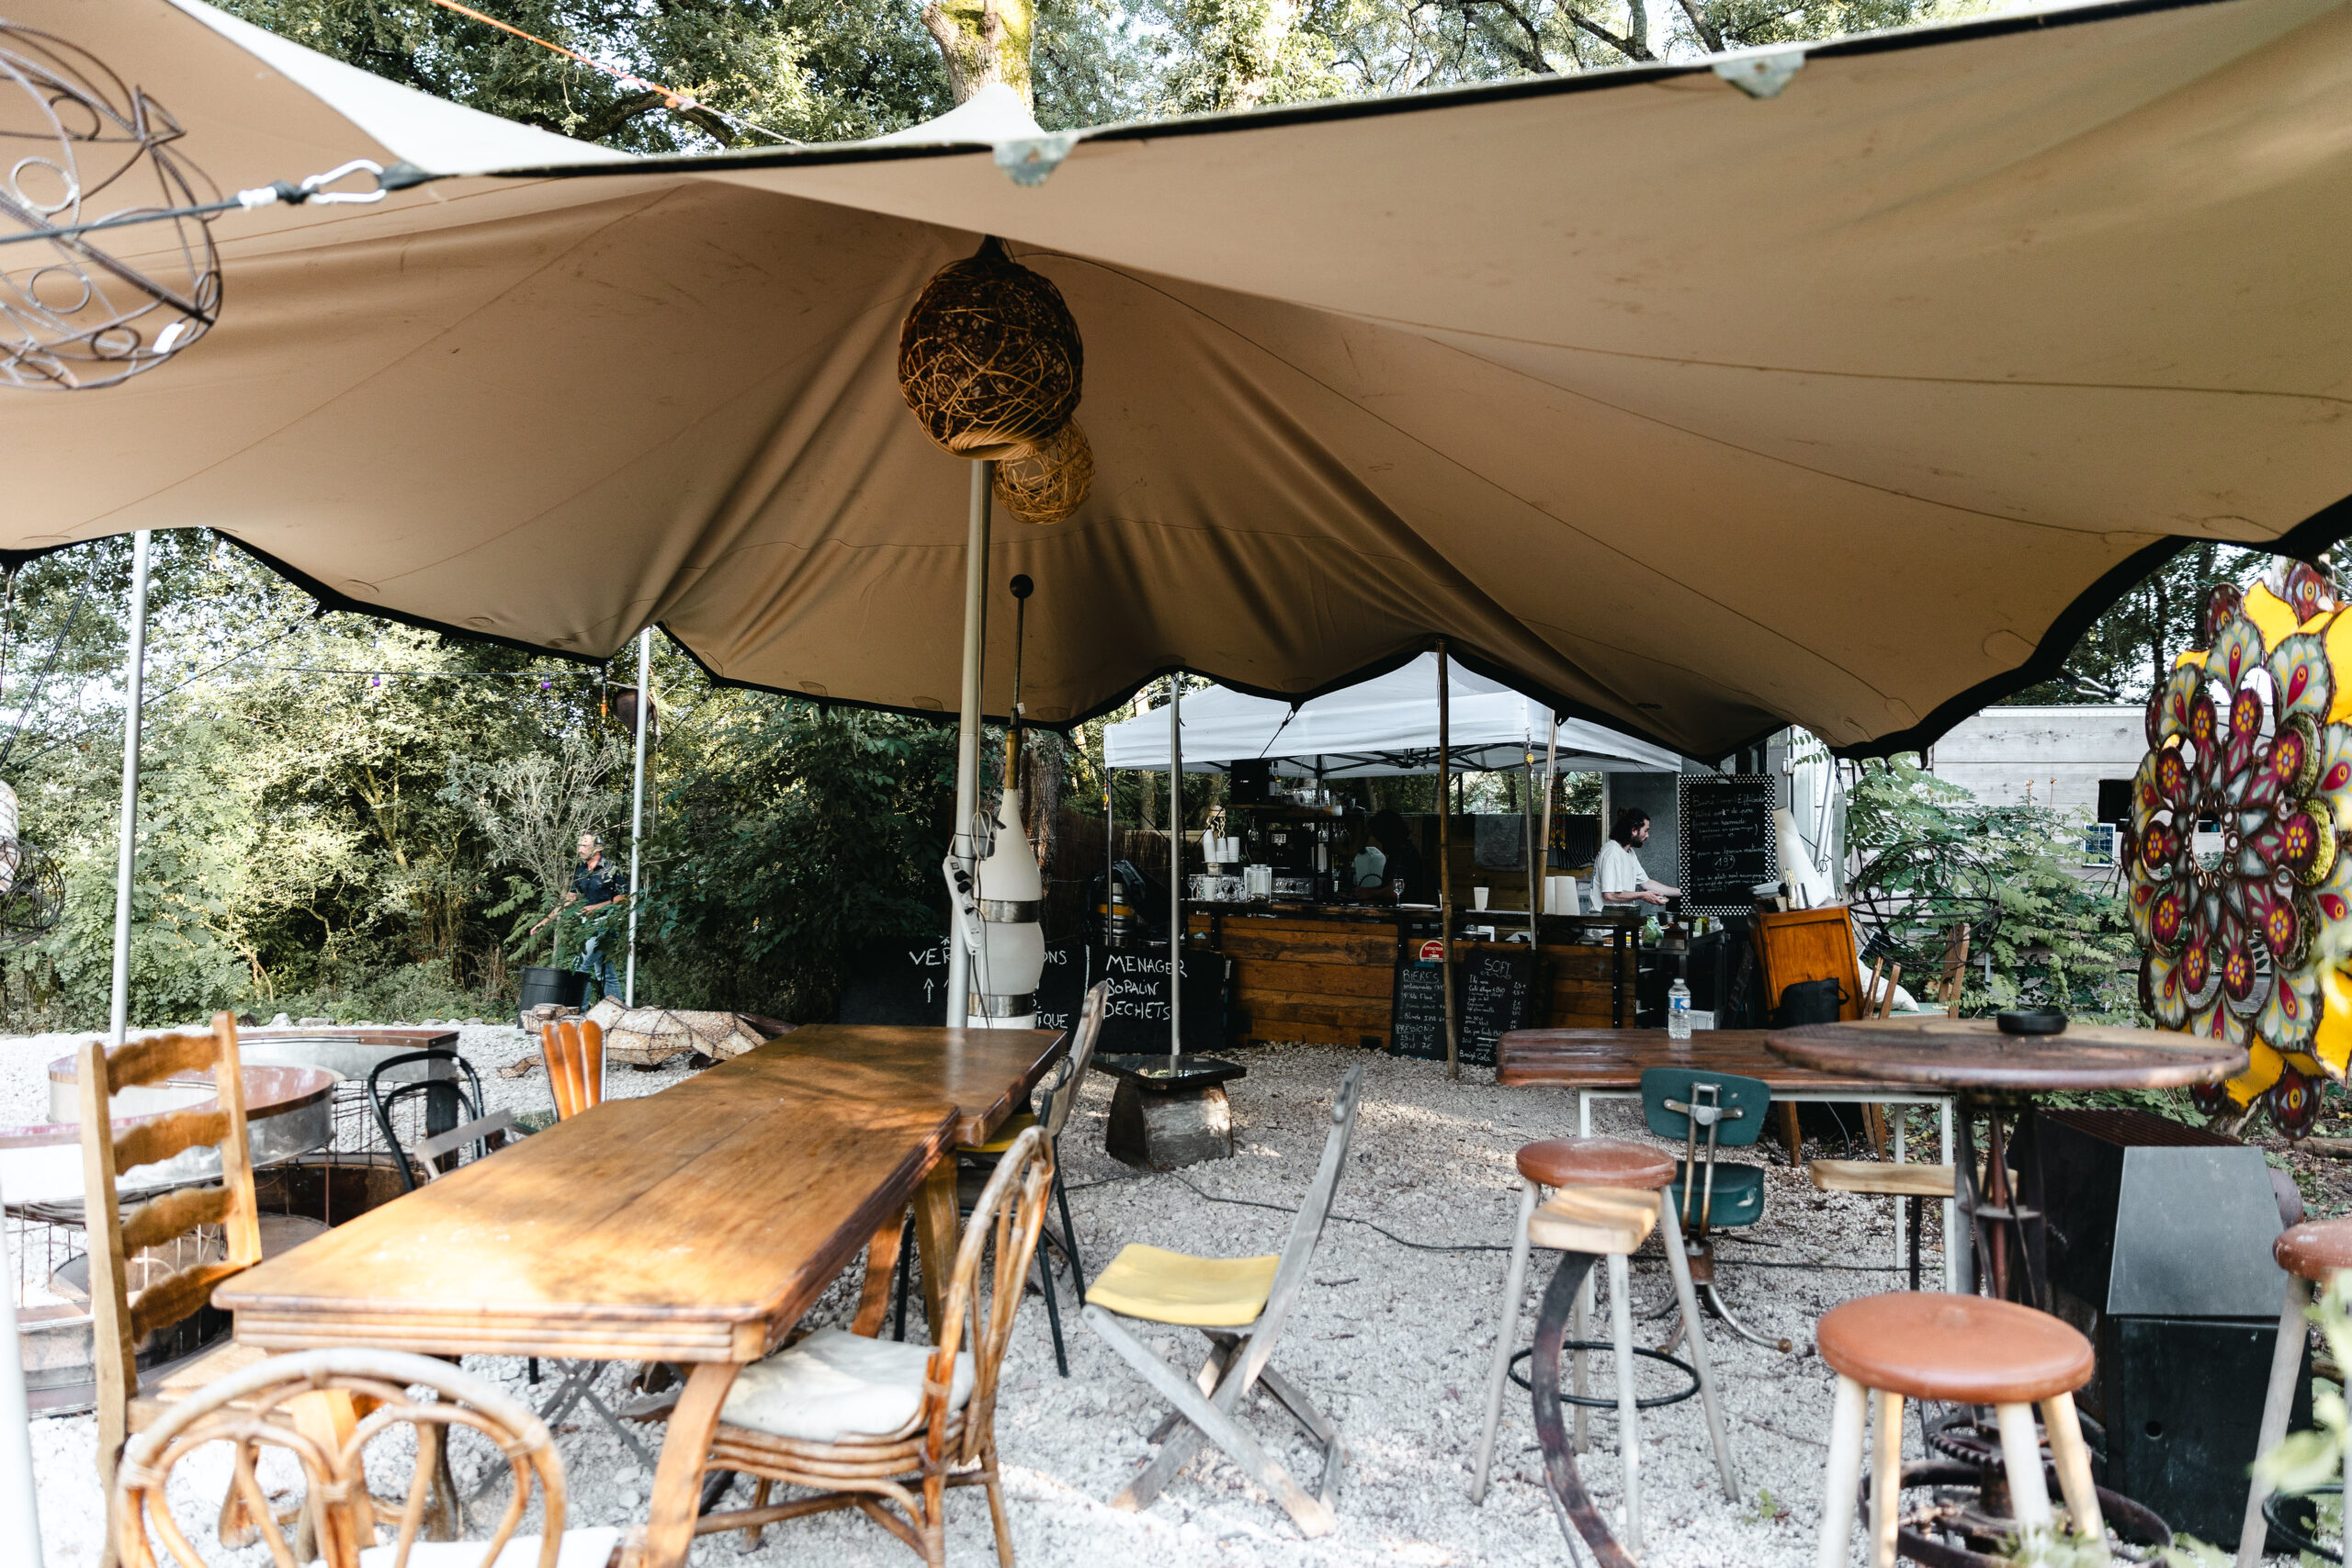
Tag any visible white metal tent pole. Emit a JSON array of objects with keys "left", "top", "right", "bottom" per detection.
[
  {"left": 624, "top": 626, "right": 651, "bottom": 1020},
  {"left": 947, "top": 461, "right": 993, "bottom": 1026},
  {"left": 0, "top": 1171, "right": 41, "bottom": 1568},
  {"left": 1438, "top": 641, "right": 1457, "bottom": 1080},
  {"left": 1536, "top": 716, "right": 1558, "bottom": 939},
  {"left": 1169, "top": 672, "right": 1182, "bottom": 1059},
  {"left": 107, "top": 529, "right": 153, "bottom": 1047}
]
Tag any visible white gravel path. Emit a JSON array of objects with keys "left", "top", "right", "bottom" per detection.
[{"left": 13, "top": 1026, "right": 1979, "bottom": 1567}]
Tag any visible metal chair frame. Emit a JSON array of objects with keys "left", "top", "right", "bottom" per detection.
[
  {"left": 363, "top": 1049, "right": 514, "bottom": 1193},
  {"left": 1644, "top": 1068, "right": 1788, "bottom": 1353}
]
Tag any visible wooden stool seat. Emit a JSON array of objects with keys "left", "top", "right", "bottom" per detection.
[
  {"left": 1815, "top": 1292, "right": 2102, "bottom": 1568},
  {"left": 1817, "top": 1293, "right": 2091, "bottom": 1406},
  {"left": 1515, "top": 1136, "right": 1676, "bottom": 1191},
  {"left": 1808, "top": 1160, "right": 1956, "bottom": 1199},
  {"left": 2274, "top": 1217, "right": 2352, "bottom": 1283}
]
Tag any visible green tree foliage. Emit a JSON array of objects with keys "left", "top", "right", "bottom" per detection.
[{"left": 1845, "top": 756, "right": 2138, "bottom": 1021}]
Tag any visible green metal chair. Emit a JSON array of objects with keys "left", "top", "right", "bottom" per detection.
[{"left": 1640, "top": 1066, "right": 1788, "bottom": 1352}]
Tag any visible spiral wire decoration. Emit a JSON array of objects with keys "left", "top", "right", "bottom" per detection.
[{"left": 0, "top": 23, "right": 221, "bottom": 390}]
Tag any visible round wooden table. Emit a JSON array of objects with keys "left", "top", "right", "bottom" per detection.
[{"left": 1768, "top": 1017, "right": 2246, "bottom": 1303}]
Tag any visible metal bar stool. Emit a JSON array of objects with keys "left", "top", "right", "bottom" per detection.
[
  {"left": 2237, "top": 1217, "right": 2346, "bottom": 1568},
  {"left": 1470, "top": 1136, "right": 1738, "bottom": 1546},
  {"left": 1815, "top": 1292, "right": 2101, "bottom": 1568}
]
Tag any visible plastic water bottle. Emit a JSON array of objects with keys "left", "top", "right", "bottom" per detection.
[{"left": 1668, "top": 973, "right": 1693, "bottom": 1041}]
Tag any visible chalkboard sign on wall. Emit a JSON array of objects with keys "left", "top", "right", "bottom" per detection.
[
  {"left": 1389, "top": 942, "right": 1532, "bottom": 1068},
  {"left": 1679, "top": 775, "right": 1781, "bottom": 917},
  {"left": 1086, "top": 945, "right": 1230, "bottom": 1055}
]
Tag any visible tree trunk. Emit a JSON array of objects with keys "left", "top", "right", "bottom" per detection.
[{"left": 922, "top": 0, "right": 1035, "bottom": 107}]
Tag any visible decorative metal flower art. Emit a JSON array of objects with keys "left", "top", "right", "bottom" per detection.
[
  {"left": 0, "top": 23, "right": 220, "bottom": 389},
  {"left": 2133, "top": 562, "right": 2352, "bottom": 1134}
]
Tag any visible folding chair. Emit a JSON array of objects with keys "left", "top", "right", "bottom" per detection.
[
  {"left": 364, "top": 1049, "right": 514, "bottom": 1193},
  {"left": 1080, "top": 1064, "right": 1365, "bottom": 1538}
]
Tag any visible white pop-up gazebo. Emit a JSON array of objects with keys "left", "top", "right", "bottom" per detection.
[{"left": 1102, "top": 654, "right": 1683, "bottom": 775}]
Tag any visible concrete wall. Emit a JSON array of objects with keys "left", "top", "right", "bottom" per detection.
[{"left": 1924, "top": 705, "right": 2143, "bottom": 820}]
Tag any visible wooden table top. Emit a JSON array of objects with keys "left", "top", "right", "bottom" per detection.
[
  {"left": 1768, "top": 1017, "right": 2247, "bottom": 1091},
  {"left": 217, "top": 1037, "right": 960, "bottom": 1362},
  {"left": 1495, "top": 1028, "right": 1952, "bottom": 1095},
  {"left": 775, "top": 1024, "right": 1067, "bottom": 1146}
]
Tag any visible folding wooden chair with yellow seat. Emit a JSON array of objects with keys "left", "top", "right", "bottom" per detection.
[
  {"left": 892, "top": 981, "right": 1107, "bottom": 1374},
  {"left": 80, "top": 1013, "right": 280, "bottom": 1568},
  {"left": 113, "top": 1346, "right": 623, "bottom": 1568},
  {"left": 1080, "top": 1064, "right": 1365, "bottom": 1539}
]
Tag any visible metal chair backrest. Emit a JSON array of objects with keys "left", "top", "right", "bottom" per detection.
[
  {"left": 366, "top": 1048, "right": 510, "bottom": 1193},
  {"left": 933, "top": 1125, "right": 1055, "bottom": 1462},
  {"left": 1640, "top": 1066, "right": 1770, "bottom": 1149},
  {"left": 1038, "top": 982, "right": 1109, "bottom": 1142},
  {"left": 114, "top": 1346, "right": 571, "bottom": 1568},
  {"left": 78, "top": 1014, "right": 262, "bottom": 1473},
  {"left": 539, "top": 1018, "right": 605, "bottom": 1120}
]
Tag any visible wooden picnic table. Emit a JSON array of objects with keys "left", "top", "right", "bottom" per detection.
[{"left": 217, "top": 1023, "right": 1065, "bottom": 1568}]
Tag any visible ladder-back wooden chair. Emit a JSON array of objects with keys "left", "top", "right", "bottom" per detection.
[
  {"left": 539, "top": 1018, "right": 605, "bottom": 1120},
  {"left": 1080, "top": 1064, "right": 1366, "bottom": 1538},
  {"left": 685, "top": 1126, "right": 1055, "bottom": 1567},
  {"left": 80, "top": 1014, "right": 278, "bottom": 1563},
  {"left": 113, "top": 1346, "right": 622, "bottom": 1568}
]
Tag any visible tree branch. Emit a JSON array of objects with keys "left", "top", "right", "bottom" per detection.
[{"left": 1673, "top": 0, "right": 1724, "bottom": 54}]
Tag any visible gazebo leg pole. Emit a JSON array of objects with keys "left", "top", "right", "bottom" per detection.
[
  {"left": 1537, "top": 716, "right": 1558, "bottom": 935},
  {"left": 1170, "top": 672, "right": 1182, "bottom": 1060},
  {"left": 107, "top": 529, "right": 152, "bottom": 1048},
  {"left": 1438, "top": 640, "right": 1457, "bottom": 1079},
  {"left": 947, "top": 463, "right": 993, "bottom": 1027},
  {"left": 623, "top": 624, "right": 651, "bottom": 1090}
]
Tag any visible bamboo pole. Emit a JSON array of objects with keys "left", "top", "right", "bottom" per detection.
[
  {"left": 1439, "top": 641, "right": 1458, "bottom": 1079},
  {"left": 1537, "top": 712, "right": 1559, "bottom": 933}
]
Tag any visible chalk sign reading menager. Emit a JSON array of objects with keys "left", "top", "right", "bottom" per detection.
[
  {"left": 1678, "top": 774, "right": 1781, "bottom": 917},
  {"left": 1087, "top": 946, "right": 1230, "bottom": 1055}
]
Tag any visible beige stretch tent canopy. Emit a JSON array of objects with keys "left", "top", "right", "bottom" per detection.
[{"left": 6, "top": 0, "right": 2352, "bottom": 759}]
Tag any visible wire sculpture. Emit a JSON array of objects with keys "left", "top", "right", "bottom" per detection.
[
  {"left": 0, "top": 23, "right": 220, "bottom": 389},
  {"left": 0, "top": 837, "right": 63, "bottom": 944},
  {"left": 1845, "top": 843, "right": 2001, "bottom": 999}
]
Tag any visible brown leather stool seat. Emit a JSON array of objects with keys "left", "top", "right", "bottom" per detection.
[
  {"left": 1516, "top": 1136, "right": 1676, "bottom": 1191},
  {"left": 1817, "top": 1292, "right": 2092, "bottom": 1406},
  {"left": 2274, "top": 1217, "right": 2352, "bottom": 1283}
]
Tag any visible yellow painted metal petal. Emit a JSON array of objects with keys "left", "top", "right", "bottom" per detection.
[
  {"left": 2245, "top": 581, "right": 2301, "bottom": 649},
  {"left": 2315, "top": 965, "right": 2352, "bottom": 1079}
]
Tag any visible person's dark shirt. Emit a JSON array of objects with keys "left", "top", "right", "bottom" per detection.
[
  {"left": 1378, "top": 837, "right": 1434, "bottom": 906},
  {"left": 573, "top": 857, "right": 626, "bottom": 908}
]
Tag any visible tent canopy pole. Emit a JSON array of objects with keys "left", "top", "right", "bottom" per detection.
[
  {"left": 107, "top": 529, "right": 152, "bottom": 1047},
  {"left": 1170, "top": 673, "right": 1182, "bottom": 1059},
  {"left": 947, "top": 461, "right": 992, "bottom": 1026},
  {"left": 1438, "top": 640, "right": 1457, "bottom": 1080},
  {"left": 1537, "top": 715, "right": 1559, "bottom": 933},
  {"left": 624, "top": 624, "right": 651, "bottom": 1039}
]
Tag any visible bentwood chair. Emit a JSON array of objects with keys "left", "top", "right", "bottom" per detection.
[
  {"left": 1642, "top": 1066, "right": 1789, "bottom": 1351},
  {"left": 79, "top": 1014, "right": 277, "bottom": 1567},
  {"left": 366, "top": 1048, "right": 515, "bottom": 1192},
  {"left": 684, "top": 1126, "right": 1055, "bottom": 1567},
  {"left": 113, "top": 1346, "right": 622, "bottom": 1568},
  {"left": 1080, "top": 1065, "right": 1366, "bottom": 1538}
]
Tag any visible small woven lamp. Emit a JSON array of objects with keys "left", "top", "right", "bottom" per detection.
[
  {"left": 994, "top": 420, "right": 1093, "bottom": 525},
  {"left": 898, "top": 236, "right": 1083, "bottom": 458}
]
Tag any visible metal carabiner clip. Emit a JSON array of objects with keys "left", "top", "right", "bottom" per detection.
[{"left": 298, "top": 160, "right": 390, "bottom": 205}]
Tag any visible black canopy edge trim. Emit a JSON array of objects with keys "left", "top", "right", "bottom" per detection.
[
  {"left": 460, "top": 0, "right": 2241, "bottom": 185},
  {"left": 1835, "top": 488, "right": 2352, "bottom": 764}
]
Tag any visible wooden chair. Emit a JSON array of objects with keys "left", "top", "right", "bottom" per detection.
[
  {"left": 908, "top": 981, "right": 1107, "bottom": 1375},
  {"left": 80, "top": 1013, "right": 276, "bottom": 1564},
  {"left": 684, "top": 1125, "right": 1055, "bottom": 1568},
  {"left": 1080, "top": 1065, "right": 1366, "bottom": 1538},
  {"left": 1858, "top": 957, "right": 1902, "bottom": 1154},
  {"left": 2237, "top": 1219, "right": 2352, "bottom": 1568},
  {"left": 1808, "top": 1158, "right": 1957, "bottom": 1291},
  {"left": 1936, "top": 922, "right": 1972, "bottom": 1017},
  {"left": 113, "top": 1345, "right": 622, "bottom": 1568},
  {"left": 1815, "top": 1293, "right": 2100, "bottom": 1568},
  {"left": 1469, "top": 1137, "right": 1738, "bottom": 1540},
  {"left": 539, "top": 1018, "right": 605, "bottom": 1120}
]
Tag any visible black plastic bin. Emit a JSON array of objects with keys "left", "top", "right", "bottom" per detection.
[{"left": 516, "top": 964, "right": 592, "bottom": 1017}]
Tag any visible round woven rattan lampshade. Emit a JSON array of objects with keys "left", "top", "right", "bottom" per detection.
[
  {"left": 994, "top": 420, "right": 1093, "bottom": 525},
  {"left": 898, "top": 237, "right": 1082, "bottom": 459}
]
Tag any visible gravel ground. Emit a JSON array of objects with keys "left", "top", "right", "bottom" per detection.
[{"left": 6, "top": 1025, "right": 2286, "bottom": 1566}]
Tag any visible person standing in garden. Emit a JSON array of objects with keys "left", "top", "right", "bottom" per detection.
[{"left": 533, "top": 831, "right": 628, "bottom": 1000}]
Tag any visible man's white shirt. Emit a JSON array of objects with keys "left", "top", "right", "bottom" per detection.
[{"left": 1593, "top": 839, "right": 1647, "bottom": 899}]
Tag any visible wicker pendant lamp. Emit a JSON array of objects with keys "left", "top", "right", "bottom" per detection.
[
  {"left": 897, "top": 235, "right": 1084, "bottom": 459},
  {"left": 993, "top": 419, "right": 1093, "bottom": 524}
]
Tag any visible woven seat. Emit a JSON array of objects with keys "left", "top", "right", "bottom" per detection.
[
  {"left": 1515, "top": 1136, "right": 1674, "bottom": 1190},
  {"left": 2274, "top": 1217, "right": 2352, "bottom": 1284},
  {"left": 1817, "top": 1293, "right": 2091, "bottom": 1406}
]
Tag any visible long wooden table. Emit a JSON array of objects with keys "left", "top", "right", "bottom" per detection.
[
  {"left": 1496, "top": 1027, "right": 1957, "bottom": 1284},
  {"left": 216, "top": 1024, "right": 1064, "bottom": 1568}
]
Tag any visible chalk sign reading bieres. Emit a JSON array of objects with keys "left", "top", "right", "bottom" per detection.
[{"left": 1678, "top": 774, "right": 1781, "bottom": 917}]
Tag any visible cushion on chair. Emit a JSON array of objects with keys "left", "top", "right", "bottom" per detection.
[
  {"left": 355, "top": 1528, "right": 621, "bottom": 1567},
  {"left": 1086, "top": 1244, "right": 1278, "bottom": 1328},
  {"left": 1667, "top": 1162, "right": 1765, "bottom": 1227},
  {"left": 717, "top": 1328, "right": 974, "bottom": 1443},
  {"left": 1515, "top": 1137, "right": 1675, "bottom": 1191},
  {"left": 957, "top": 1111, "right": 1038, "bottom": 1156},
  {"left": 2276, "top": 1218, "right": 2352, "bottom": 1284},
  {"left": 1815, "top": 1293, "right": 2091, "bottom": 1404}
]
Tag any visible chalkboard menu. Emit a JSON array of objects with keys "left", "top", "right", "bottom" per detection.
[
  {"left": 1679, "top": 774, "right": 1781, "bottom": 916},
  {"left": 1087, "top": 945, "right": 1230, "bottom": 1054},
  {"left": 1389, "top": 940, "right": 1532, "bottom": 1068},
  {"left": 838, "top": 933, "right": 1085, "bottom": 1032}
]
